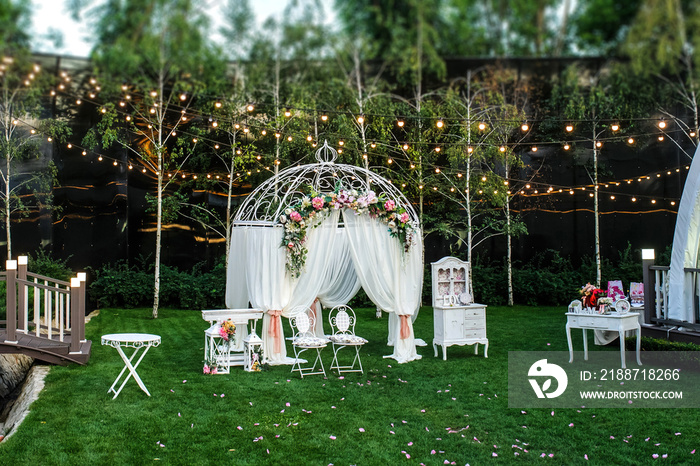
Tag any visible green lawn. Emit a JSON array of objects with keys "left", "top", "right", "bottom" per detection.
[{"left": 0, "top": 306, "right": 698, "bottom": 465}]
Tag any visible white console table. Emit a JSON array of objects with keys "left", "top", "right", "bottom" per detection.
[{"left": 565, "top": 312, "right": 642, "bottom": 368}]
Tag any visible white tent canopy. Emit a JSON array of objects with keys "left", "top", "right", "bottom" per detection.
[
  {"left": 668, "top": 144, "right": 700, "bottom": 321},
  {"left": 226, "top": 142, "right": 424, "bottom": 364}
]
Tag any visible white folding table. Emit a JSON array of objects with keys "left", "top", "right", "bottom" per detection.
[{"left": 101, "top": 333, "right": 161, "bottom": 399}]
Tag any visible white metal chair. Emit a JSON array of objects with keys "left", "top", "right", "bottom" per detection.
[
  {"left": 290, "top": 308, "right": 329, "bottom": 378},
  {"left": 328, "top": 305, "right": 368, "bottom": 374}
]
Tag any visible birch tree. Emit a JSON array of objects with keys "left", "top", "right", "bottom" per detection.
[{"left": 82, "top": 0, "right": 225, "bottom": 318}]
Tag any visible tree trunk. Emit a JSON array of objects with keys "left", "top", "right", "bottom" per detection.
[
  {"left": 593, "top": 125, "right": 601, "bottom": 288},
  {"left": 153, "top": 150, "right": 163, "bottom": 319},
  {"left": 506, "top": 199, "right": 513, "bottom": 306},
  {"left": 5, "top": 151, "right": 11, "bottom": 260}
]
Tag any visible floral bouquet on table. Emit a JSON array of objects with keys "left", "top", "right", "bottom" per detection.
[
  {"left": 219, "top": 319, "right": 236, "bottom": 345},
  {"left": 579, "top": 283, "right": 606, "bottom": 308}
]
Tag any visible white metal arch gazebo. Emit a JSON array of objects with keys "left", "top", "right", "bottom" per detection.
[{"left": 226, "top": 142, "right": 424, "bottom": 364}]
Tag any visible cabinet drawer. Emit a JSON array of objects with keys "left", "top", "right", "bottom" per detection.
[
  {"left": 569, "top": 316, "right": 608, "bottom": 329},
  {"left": 464, "top": 329, "right": 486, "bottom": 338},
  {"left": 463, "top": 317, "right": 484, "bottom": 329}
]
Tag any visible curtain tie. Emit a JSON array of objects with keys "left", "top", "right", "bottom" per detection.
[
  {"left": 268, "top": 310, "right": 283, "bottom": 354},
  {"left": 310, "top": 298, "right": 320, "bottom": 322},
  {"left": 399, "top": 314, "right": 410, "bottom": 339}
]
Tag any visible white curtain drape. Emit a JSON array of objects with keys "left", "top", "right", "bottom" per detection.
[
  {"left": 343, "top": 210, "right": 423, "bottom": 363},
  {"left": 668, "top": 144, "right": 700, "bottom": 321},
  {"left": 312, "top": 229, "right": 362, "bottom": 335}
]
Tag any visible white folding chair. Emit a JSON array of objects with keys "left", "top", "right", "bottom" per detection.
[
  {"left": 290, "top": 308, "right": 329, "bottom": 378},
  {"left": 328, "top": 305, "right": 367, "bottom": 374}
]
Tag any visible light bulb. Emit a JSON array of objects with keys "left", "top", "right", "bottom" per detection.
[
  {"left": 357, "top": 115, "right": 365, "bottom": 124},
  {"left": 565, "top": 124, "right": 574, "bottom": 132},
  {"left": 397, "top": 120, "right": 405, "bottom": 127},
  {"left": 521, "top": 123, "right": 529, "bottom": 132},
  {"left": 436, "top": 120, "right": 444, "bottom": 128},
  {"left": 247, "top": 104, "right": 254, "bottom": 111},
  {"left": 611, "top": 123, "right": 620, "bottom": 131},
  {"left": 478, "top": 122, "right": 486, "bottom": 131},
  {"left": 658, "top": 120, "right": 666, "bottom": 129}
]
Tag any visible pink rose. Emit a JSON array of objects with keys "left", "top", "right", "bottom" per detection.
[
  {"left": 290, "top": 211, "right": 302, "bottom": 222},
  {"left": 288, "top": 242, "right": 295, "bottom": 249},
  {"left": 384, "top": 199, "right": 395, "bottom": 211},
  {"left": 312, "top": 197, "right": 324, "bottom": 210},
  {"left": 399, "top": 212, "right": 410, "bottom": 223},
  {"left": 219, "top": 326, "right": 229, "bottom": 340},
  {"left": 203, "top": 364, "right": 210, "bottom": 374},
  {"left": 212, "top": 367, "right": 218, "bottom": 374}
]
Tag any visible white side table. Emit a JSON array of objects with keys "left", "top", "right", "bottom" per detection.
[
  {"left": 101, "top": 333, "right": 161, "bottom": 399},
  {"left": 565, "top": 312, "right": 641, "bottom": 368}
]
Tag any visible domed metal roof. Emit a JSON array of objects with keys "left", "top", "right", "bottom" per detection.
[{"left": 233, "top": 141, "right": 419, "bottom": 226}]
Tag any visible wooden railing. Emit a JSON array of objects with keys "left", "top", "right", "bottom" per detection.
[{"left": 3, "top": 256, "right": 87, "bottom": 354}]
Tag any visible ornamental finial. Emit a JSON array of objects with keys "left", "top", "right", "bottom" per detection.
[{"left": 315, "top": 140, "right": 338, "bottom": 164}]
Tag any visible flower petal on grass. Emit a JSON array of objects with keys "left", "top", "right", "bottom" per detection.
[
  {"left": 359, "top": 428, "right": 365, "bottom": 432},
  {"left": 652, "top": 454, "right": 659, "bottom": 459},
  {"left": 585, "top": 454, "right": 589, "bottom": 460},
  {"left": 329, "top": 435, "right": 336, "bottom": 440}
]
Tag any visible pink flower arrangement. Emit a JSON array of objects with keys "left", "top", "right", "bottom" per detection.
[
  {"left": 280, "top": 188, "right": 414, "bottom": 277},
  {"left": 203, "top": 364, "right": 210, "bottom": 374}
]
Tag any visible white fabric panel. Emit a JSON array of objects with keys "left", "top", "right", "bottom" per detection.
[
  {"left": 284, "top": 210, "right": 341, "bottom": 315},
  {"left": 243, "top": 226, "right": 292, "bottom": 364},
  {"left": 317, "top": 229, "right": 362, "bottom": 308},
  {"left": 668, "top": 144, "right": 700, "bottom": 321},
  {"left": 225, "top": 227, "right": 250, "bottom": 309},
  {"left": 344, "top": 210, "right": 423, "bottom": 363}
]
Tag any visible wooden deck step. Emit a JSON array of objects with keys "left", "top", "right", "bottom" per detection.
[{"left": 0, "top": 330, "right": 91, "bottom": 365}]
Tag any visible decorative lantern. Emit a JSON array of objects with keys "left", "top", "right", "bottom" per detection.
[
  {"left": 243, "top": 332, "right": 264, "bottom": 372},
  {"left": 204, "top": 323, "right": 231, "bottom": 374}
]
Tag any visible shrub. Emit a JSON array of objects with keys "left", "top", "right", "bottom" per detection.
[
  {"left": 29, "top": 249, "right": 73, "bottom": 282},
  {"left": 88, "top": 259, "right": 226, "bottom": 310}
]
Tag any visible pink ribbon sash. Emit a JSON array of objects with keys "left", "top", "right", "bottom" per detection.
[
  {"left": 268, "top": 310, "right": 283, "bottom": 354},
  {"left": 399, "top": 314, "right": 410, "bottom": 340}
]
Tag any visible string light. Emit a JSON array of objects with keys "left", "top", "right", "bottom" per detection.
[
  {"left": 565, "top": 124, "right": 574, "bottom": 132},
  {"left": 357, "top": 115, "right": 365, "bottom": 124},
  {"left": 658, "top": 136, "right": 664, "bottom": 141},
  {"left": 658, "top": 120, "right": 666, "bottom": 129},
  {"left": 611, "top": 123, "right": 620, "bottom": 132},
  {"left": 436, "top": 120, "right": 444, "bottom": 128},
  {"left": 247, "top": 104, "right": 254, "bottom": 112},
  {"left": 397, "top": 120, "right": 405, "bottom": 127},
  {"left": 521, "top": 123, "right": 529, "bottom": 132},
  {"left": 563, "top": 144, "right": 570, "bottom": 150},
  {"left": 627, "top": 137, "right": 635, "bottom": 144},
  {"left": 284, "top": 110, "right": 291, "bottom": 117},
  {"left": 478, "top": 122, "right": 486, "bottom": 131}
]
